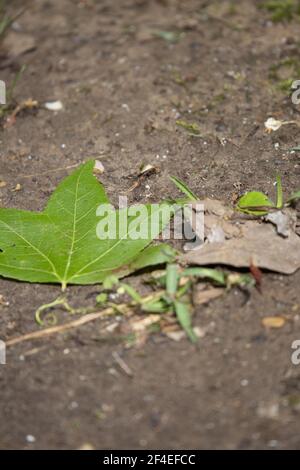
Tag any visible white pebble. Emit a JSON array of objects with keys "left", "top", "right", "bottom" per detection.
[
  {"left": 44, "top": 100, "right": 63, "bottom": 111},
  {"left": 69, "top": 401, "right": 79, "bottom": 409}
]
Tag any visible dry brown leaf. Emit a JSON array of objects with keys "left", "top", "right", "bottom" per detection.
[
  {"left": 265, "top": 209, "right": 296, "bottom": 238},
  {"left": 184, "top": 225, "right": 300, "bottom": 274},
  {"left": 193, "top": 286, "right": 224, "bottom": 305},
  {"left": 93, "top": 160, "right": 105, "bottom": 175},
  {"left": 182, "top": 199, "right": 300, "bottom": 275}
]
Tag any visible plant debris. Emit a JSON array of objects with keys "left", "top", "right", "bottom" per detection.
[
  {"left": 181, "top": 198, "right": 300, "bottom": 274},
  {"left": 44, "top": 100, "right": 63, "bottom": 111},
  {"left": 264, "top": 117, "right": 299, "bottom": 133},
  {"left": 262, "top": 316, "right": 286, "bottom": 328}
]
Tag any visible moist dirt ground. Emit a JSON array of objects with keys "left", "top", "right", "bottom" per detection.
[{"left": 0, "top": 0, "right": 300, "bottom": 450}]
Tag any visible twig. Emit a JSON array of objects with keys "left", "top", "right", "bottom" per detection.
[
  {"left": 112, "top": 351, "right": 133, "bottom": 377},
  {"left": 6, "top": 291, "right": 164, "bottom": 348},
  {"left": 6, "top": 306, "right": 117, "bottom": 347},
  {"left": 18, "top": 163, "right": 82, "bottom": 179}
]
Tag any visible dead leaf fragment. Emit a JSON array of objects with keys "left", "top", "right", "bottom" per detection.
[
  {"left": 262, "top": 316, "right": 286, "bottom": 328},
  {"left": 207, "top": 225, "right": 225, "bottom": 243},
  {"left": 182, "top": 199, "right": 300, "bottom": 275},
  {"left": 77, "top": 443, "right": 95, "bottom": 450},
  {"left": 164, "top": 325, "right": 205, "bottom": 341},
  {"left": 0, "top": 294, "right": 9, "bottom": 306},
  {"left": 12, "top": 183, "right": 22, "bottom": 192},
  {"left": 93, "top": 160, "right": 105, "bottom": 175},
  {"left": 193, "top": 286, "right": 224, "bottom": 305},
  {"left": 131, "top": 314, "right": 160, "bottom": 332},
  {"left": 164, "top": 329, "right": 186, "bottom": 341},
  {"left": 265, "top": 210, "right": 295, "bottom": 238},
  {"left": 139, "top": 163, "right": 158, "bottom": 177},
  {"left": 264, "top": 117, "right": 283, "bottom": 132},
  {"left": 264, "top": 117, "right": 299, "bottom": 133}
]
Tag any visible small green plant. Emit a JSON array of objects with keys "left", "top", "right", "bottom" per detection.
[
  {"left": 169, "top": 172, "right": 300, "bottom": 217},
  {"left": 96, "top": 265, "right": 253, "bottom": 343},
  {"left": 170, "top": 176, "right": 198, "bottom": 202},
  {"left": 0, "top": 0, "right": 11, "bottom": 40},
  {"left": 237, "top": 175, "right": 300, "bottom": 216},
  {"left": 260, "top": 0, "right": 300, "bottom": 22},
  {"left": 0, "top": 1, "right": 25, "bottom": 41},
  {"left": 176, "top": 119, "right": 201, "bottom": 136},
  {"left": 152, "top": 30, "right": 183, "bottom": 43},
  {"left": 268, "top": 58, "right": 300, "bottom": 96}
]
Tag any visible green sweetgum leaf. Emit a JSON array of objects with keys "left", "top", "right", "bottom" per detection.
[
  {"left": 237, "top": 191, "right": 275, "bottom": 215},
  {"left": 0, "top": 160, "right": 175, "bottom": 290}
]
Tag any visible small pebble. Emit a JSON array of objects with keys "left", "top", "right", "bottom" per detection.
[
  {"left": 69, "top": 401, "right": 79, "bottom": 410},
  {"left": 268, "top": 439, "right": 278, "bottom": 448},
  {"left": 45, "top": 100, "right": 63, "bottom": 111}
]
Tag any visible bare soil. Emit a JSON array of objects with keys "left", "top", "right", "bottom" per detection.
[{"left": 0, "top": 0, "right": 300, "bottom": 450}]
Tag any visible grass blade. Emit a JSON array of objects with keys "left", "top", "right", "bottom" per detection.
[
  {"left": 166, "top": 263, "right": 179, "bottom": 297},
  {"left": 182, "top": 267, "right": 226, "bottom": 285},
  {"left": 276, "top": 175, "right": 283, "bottom": 209},
  {"left": 174, "top": 300, "right": 197, "bottom": 343},
  {"left": 170, "top": 176, "right": 198, "bottom": 201}
]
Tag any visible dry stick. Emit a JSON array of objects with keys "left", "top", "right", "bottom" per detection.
[
  {"left": 112, "top": 351, "right": 134, "bottom": 377},
  {"left": 6, "top": 307, "right": 117, "bottom": 347},
  {"left": 18, "top": 163, "right": 82, "bottom": 179},
  {"left": 6, "top": 291, "right": 164, "bottom": 348}
]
